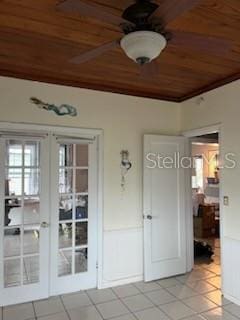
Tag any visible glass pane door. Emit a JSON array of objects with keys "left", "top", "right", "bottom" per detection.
[
  {"left": 58, "top": 143, "right": 89, "bottom": 277},
  {"left": 51, "top": 138, "right": 98, "bottom": 295},
  {"left": 0, "top": 137, "right": 49, "bottom": 306}
]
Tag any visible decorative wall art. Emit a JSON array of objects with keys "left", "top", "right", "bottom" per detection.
[
  {"left": 30, "top": 97, "right": 77, "bottom": 116},
  {"left": 120, "top": 150, "right": 132, "bottom": 191}
]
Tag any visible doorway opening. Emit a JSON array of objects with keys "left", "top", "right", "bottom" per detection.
[{"left": 191, "top": 131, "right": 221, "bottom": 288}]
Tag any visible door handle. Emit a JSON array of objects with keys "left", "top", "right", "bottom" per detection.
[
  {"left": 41, "top": 221, "right": 49, "bottom": 228},
  {"left": 143, "top": 214, "right": 153, "bottom": 220}
]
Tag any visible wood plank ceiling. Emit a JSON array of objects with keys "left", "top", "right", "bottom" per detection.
[{"left": 0, "top": 0, "right": 240, "bottom": 102}]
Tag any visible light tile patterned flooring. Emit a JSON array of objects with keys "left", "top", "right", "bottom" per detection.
[{"left": 1, "top": 245, "right": 239, "bottom": 320}]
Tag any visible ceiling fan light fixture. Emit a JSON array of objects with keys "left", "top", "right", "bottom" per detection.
[{"left": 120, "top": 30, "right": 167, "bottom": 64}]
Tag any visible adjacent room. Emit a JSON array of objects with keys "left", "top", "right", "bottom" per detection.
[
  {"left": 0, "top": 0, "right": 240, "bottom": 319},
  {"left": 191, "top": 133, "right": 221, "bottom": 283}
]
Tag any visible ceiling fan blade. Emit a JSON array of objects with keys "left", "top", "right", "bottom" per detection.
[
  {"left": 57, "top": 0, "right": 134, "bottom": 27},
  {"left": 140, "top": 60, "right": 159, "bottom": 80},
  {"left": 150, "top": 0, "right": 201, "bottom": 27},
  {"left": 70, "top": 39, "right": 120, "bottom": 64},
  {"left": 169, "top": 31, "right": 232, "bottom": 56}
]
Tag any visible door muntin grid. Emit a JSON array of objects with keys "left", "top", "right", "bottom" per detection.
[
  {"left": 3, "top": 140, "right": 41, "bottom": 287},
  {"left": 58, "top": 143, "right": 89, "bottom": 277}
]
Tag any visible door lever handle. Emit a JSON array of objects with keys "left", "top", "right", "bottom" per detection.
[{"left": 143, "top": 214, "right": 152, "bottom": 220}]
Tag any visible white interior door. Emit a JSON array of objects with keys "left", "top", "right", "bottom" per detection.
[
  {"left": 50, "top": 136, "right": 98, "bottom": 295},
  {"left": 143, "top": 135, "right": 187, "bottom": 281},
  {"left": 0, "top": 135, "right": 50, "bottom": 306}
]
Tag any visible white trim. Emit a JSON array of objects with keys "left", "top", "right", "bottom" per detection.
[
  {"left": 0, "top": 121, "right": 104, "bottom": 296},
  {"left": 97, "top": 133, "right": 104, "bottom": 289},
  {"left": 184, "top": 139, "right": 194, "bottom": 272},
  {"left": 218, "top": 126, "right": 224, "bottom": 294},
  {"left": 182, "top": 124, "right": 220, "bottom": 138},
  {"left": 0, "top": 121, "right": 102, "bottom": 137},
  {"left": 182, "top": 124, "right": 224, "bottom": 292},
  {"left": 0, "top": 139, "right": 5, "bottom": 292},
  {"left": 224, "top": 294, "right": 240, "bottom": 306},
  {"left": 100, "top": 275, "right": 143, "bottom": 289}
]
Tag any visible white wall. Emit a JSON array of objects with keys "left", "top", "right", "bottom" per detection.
[
  {"left": 181, "top": 80, "right": 240, "bottom": 303},
  {"left": 0, "top": 76, "right": 181, "bottom": 286}
]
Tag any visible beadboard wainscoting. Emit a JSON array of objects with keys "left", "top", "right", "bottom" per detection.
[
  {"left": 222, "top": 236, "right": 240, "bottom": 305},
  {"left": 101, "top": 228, "right": 143, "bottom": 288}
]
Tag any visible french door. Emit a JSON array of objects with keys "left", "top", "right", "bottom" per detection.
[
  {"left": 49, "top": 135, "right": 98, "bottom": 295},
  {"left": 0, "top": 135, "right": 50, "bottom": 306},
  {"left": 0, "top": 131, "right": 98, "bottom": 306}
]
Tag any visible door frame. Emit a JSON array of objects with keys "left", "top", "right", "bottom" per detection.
[
  {"left": 182, "top": 124, "right": 224, "bottom": 291},
  {"left": 0, "top": 121, "right": 104, "bottom": 295}
]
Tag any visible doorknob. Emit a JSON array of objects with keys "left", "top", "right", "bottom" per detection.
[
  {"left": 41, "top": 221, "right": 49, "bottom": 228},
  {"left": 143, "top": 214, "right": 153, "bottom": 220},
  {"left": 143, "top": 212, "right": 153, "bottom": 220}
]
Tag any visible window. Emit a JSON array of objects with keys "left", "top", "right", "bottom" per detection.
[{"left": 192, "top": 156, "right": 203, "bottom": 190}]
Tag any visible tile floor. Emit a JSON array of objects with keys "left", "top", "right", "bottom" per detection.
[{"left": 1, "top": 240, "right": 239, "bottom": 320}]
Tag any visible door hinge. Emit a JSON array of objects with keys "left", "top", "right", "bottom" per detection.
[{"left": 96, "top": 262, "right": 99, "bottom": 269}]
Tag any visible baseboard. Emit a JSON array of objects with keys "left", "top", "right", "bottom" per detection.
[
  {"left": 224, "top": 293, "right": 240, "bottom": 306},
  {"left": 222, "top": 236, "right": 240, "bottom": 305},
  {"left": 100, "top": 275, "right": 143, "bottom": 289}
]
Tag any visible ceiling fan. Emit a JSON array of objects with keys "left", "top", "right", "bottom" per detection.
[{"left": 57, "top": 0, "right": 231, "bottom": 75}]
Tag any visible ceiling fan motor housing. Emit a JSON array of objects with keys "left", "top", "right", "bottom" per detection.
[
  {"left": 122, "top": 0, "right": 158, "bottom": 26},
  {"left": 120, "top": 31, "right": 167, "bottom": 65}
]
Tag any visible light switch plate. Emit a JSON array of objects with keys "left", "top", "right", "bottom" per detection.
[{"left": 223, "top": 196, "right": 229, "bottom": 206}]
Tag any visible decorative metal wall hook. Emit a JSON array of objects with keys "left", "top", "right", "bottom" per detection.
[
  {"left": 121, "top": 150, "right": 132, "bottom": 171},
  {"left": 120, "top": 150, "right": 132, "bottom": 191}
]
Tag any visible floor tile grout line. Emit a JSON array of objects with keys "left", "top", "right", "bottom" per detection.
[
  {"left": 85, "top": 288, "right": 128, "bottom": 319},
  {"left": 179, "top": 295, "right": 219, "bottom": 316},
  {"left": 183, "top": 281, "right": 220, "bottom": 295},
  {"left": 84, "top": 289, "right": 109, "bottom": 320},
  {"left": 85, "top": 287, "right": 118, "bottom": 305},
  {"left": 134, "top": 288, "right": 181, "bottom": 320},
  {"left": 118, "top": 295, "right": 155, "bottom": 320},
  {"left": 158, "top": 285, "right": 220, "bottom": 317},
  {"left": 199, "top": 305, "right": 240, "bottom": 320},
  {"left": 86, "top": 288, "right": 162, "bottom": 320},
  {"left": 164, "top": 283, "right": 201, "bottom": 298},
  {"left": 111, "top": 284, "right": 141, "bottom": 299},
  {"left": 59, "top": 295, "right": 72, "bottom": 320},
  {"left": 131, "top": 281, "right": 163, "bottom": 294},
  {"left": 178, "top": 274, "right": 220, "bottom": 292},
  {"left": 158, "top": 303, "right": 198, "bottom": 320},
  {"left": 86, "top": 286, "right": 162, "bottom": 320},
  {"left": 144, "top": 289, "right": 203, "bottom": 320},
  {"left": 32, "top": 301, "right": 37, "bottom": 320},
  {"left": 222, "top": 305, "right": 240, "bottom": 320},
  {"left": 84, "top": 279, "right": 222, "bottom": 320}
]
